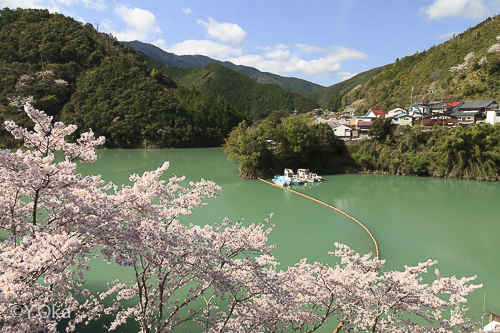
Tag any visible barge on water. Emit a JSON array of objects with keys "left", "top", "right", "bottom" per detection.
[{"left": 272, "top": 168, "right": 322, "bottom": 186}]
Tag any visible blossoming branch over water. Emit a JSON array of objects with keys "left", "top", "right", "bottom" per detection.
[{"left": 0, "top": 103, "right": 484, "bottom": 333}]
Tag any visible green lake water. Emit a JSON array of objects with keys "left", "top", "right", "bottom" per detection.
[{"left": 75, "top": 147, "right": 500, "bottom": 332}]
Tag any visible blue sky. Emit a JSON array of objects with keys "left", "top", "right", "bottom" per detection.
[{"left": 2, "top": 0, "right": 500, "bottom": 87}]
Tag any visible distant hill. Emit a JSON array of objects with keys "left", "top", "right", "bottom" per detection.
[
  {"left": 337, "top": 15, "right": 500, "bottom": 114},
  {"left": 121, "top": 40, "right": 325, "bottom": 95},
  {"left": 155, "top": 61, "right": 320, "bottom": 118},
  {"left": 306, "top": 66, "right": 386, "bottom": 107},
  {"left": 0, "top": 8, "right": 248, "bottom": 148}
]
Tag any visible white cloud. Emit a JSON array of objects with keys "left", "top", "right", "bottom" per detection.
[
  {"left": 182, "top": 7, "right": 193, "bottom": 16},
  {"left": 227, "top": 54, "right": 265, "bottom": 66},
  {"left": 264, "top": 48, "right": 291, "bottom": 61},
  {"left": 81, "top": 0, "right": 106, "bottom": 11},
  {"left": 56, "top": 0, "right": 80, "bottom": 6},
  {"left": 342, "top": 73, "right": 357, "bottom": 81},
  {"left": 0, "top": 0, "right": 105, "bottom": 10},
  {"left": 197, "top": 17, "right": 246, "bottom": 48},
  {"left": 0, "top": 0, "right": 63, "bottom": 9},
  {"left": 437, "top": 31, "right": 460, "bottom": 39},
  {"left": 165, "top": 39, "right": 243, "bottom": 59},
  {"left": 113, "top": 4, "right": 161, "bottom": 41},
  {"left": 256, "top": 44, "right": 289, "bottom": 52},
  {"left": 153, "top": 39, "right": 168, "bottom": 50},
  {"left": 422, "top": 0, "right": 490, "bottom": 20},
  {"left": 228, "top": 45, "right": 368, "bottom": 79},
  {"left": 0, "top": 0, "right": 32, "bottom": 7},
  {"left": 295, "top": 43, "right": 329, "bottom": 53},
  {"left": 100, "top": 17, "right": 114, "bottom": 31},
  {"left": 68, "top": 11, "right": 85, "bottom": 23}
]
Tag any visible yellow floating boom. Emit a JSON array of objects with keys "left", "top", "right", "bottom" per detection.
[
  {"left": 259, "top": 178, "right": 380, "bottom": 333},
  {"left": 258, "top": 178, "right": 379, "bottom": 259}
]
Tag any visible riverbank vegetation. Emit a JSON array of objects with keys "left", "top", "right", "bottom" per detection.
[
  {"left": 350, "top": 122, "right": 500, "bottom": 180},
  {"left": 223, "top": 112, "right": 351, "bottom": 178},
  {"left": 224, "top": 113, "right": 500, "bottom": 181}
]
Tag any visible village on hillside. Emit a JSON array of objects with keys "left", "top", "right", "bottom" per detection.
[{"left": 313, "top": 99, "right": 500, "bottom": 140}]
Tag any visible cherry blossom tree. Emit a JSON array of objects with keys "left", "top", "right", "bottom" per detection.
[
  {"left": 0, "top": 103, "right": 107, "bottom": 332},
  {"left": 0, "top": 103, "right": 284, "bottom": 332},
  {"left": 487, "top": 36, "right": 500, "bottom": 53},
  {"left": 279, "top": 243, "right": 483, "bottom": 333},
  {"left": 0, "top": 104, "right": 484, "bottom": 333},
  {"left": 450, "top": 52, "right": 476, "bottom": 73}
]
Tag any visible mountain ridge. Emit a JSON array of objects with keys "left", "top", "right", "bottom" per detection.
[
  {"left": 336, "top": 15, "right": 500, "bottom": 114},
  {"left": 121, "top": 40, "right": 325, "bottom": 95},
  {"left": 154, "top": 61, "right": 320, "bottom": 118},
  {"left": 0, "top": 8, "right": 248, "bottom": 148},
  {"left": 122, "top": 40, "right": 390, "bottom": 108},
  {"left": 306, "top": 66, "right": 386, "bottom": 107}
]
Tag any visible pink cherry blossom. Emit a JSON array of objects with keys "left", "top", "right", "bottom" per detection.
[{"left": 0, "top": 103, "right": 483, "bottom": 333}]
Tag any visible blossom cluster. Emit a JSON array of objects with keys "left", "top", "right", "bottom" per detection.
[
  {"left": 450, "top": 52, "right": 476, "bottom": 73},
  {"left": 487, "top": 35, "right": 500, "bottom": 53}
]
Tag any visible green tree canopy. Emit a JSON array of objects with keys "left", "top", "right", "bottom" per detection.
[{"left": 224, "top": 114, "right": 346, "bottom": 178}]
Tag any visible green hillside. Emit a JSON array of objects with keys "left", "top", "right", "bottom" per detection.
[
  {"left": 122, "top": 41, "right": 197, "bottom": 68},
  {"left": 307, "top": 66, "right": 385, "bottom": 107},
  {"left": 158, "top": 62, "right": 320, "bottom": 118},
  {"left": 0, "top": 8, "right": 247, "bottom": 148},
  {"left": 219, "top": 62, "right": 325, "bottom": 95},
  {"left": 122, "top": 40, "right": 325, "bottom": 95},
  {"left": 338, "top": 15, "right": 500, "bottom": 113}
]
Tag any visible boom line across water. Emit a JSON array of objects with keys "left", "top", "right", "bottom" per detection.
[
  {"left": 259, "top": 178, "right": 380, "bottom": 332},
  {"left": 257, "top": 178, "right": 379, "bottom": 259}
]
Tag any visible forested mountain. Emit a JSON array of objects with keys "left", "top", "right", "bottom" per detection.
[
  {"left": 155, "top": 62, "right": 320, "bottom": 118},
  {"left": 121, "top": 40, "right": 325, "bottom": 95},
  {"left": 306, "top": 66, "right": 385, "bottom": 107},
  {"left": 0, "top": 8, "right": 248, "bottom": 148},
  {"left": 337, "top": 15, "right": 500, "bottom": 114},
  {"left": 4, "top": 8, "right": 499, "bottom": 151}
]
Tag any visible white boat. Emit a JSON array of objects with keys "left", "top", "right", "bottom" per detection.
[
  {"left": 310, "top": 173, "right": 323, "bottom": 182},
  {"left": 283, "top": 168, "right": 294, "bottom": 181},
  {"left": 273, "top": 169, "right": 307, "bottom": 185},
  {"left": 296, "top": 169, "right": 323, "bottom": 182},
  {"left": 272, "top": 177, "right": 290, "bottom": 186}
]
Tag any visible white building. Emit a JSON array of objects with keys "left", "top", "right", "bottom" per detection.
[
  {"left": 486, "top": 110, "right": 500, "bottom": 125},
  {"left": 333, "top": 125, "right": 352, "bottom": 139},
  {"left": 386, "top": 108, "right": 407, "bottom": 117}
]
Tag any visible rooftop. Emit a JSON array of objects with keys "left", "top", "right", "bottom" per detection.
[
  {"left": 460, "top": 100, "right": 498, "bottom": 110},
  {"left": 443, "top": 101, "right": 463, "bottom": 108},
  {"left": 358, "top": 121, "right": 373, "bottom": 126},
  {"left": 370, "top": 109, "right": 386, "bottom": 118}
]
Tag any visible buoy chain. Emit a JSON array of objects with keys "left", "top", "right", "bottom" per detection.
[
  {"left": 258, "top": 178, "right": 380, "bottom": 333},
  {"left": 258, "top": 178, "right": 379, "bottom": 259}
]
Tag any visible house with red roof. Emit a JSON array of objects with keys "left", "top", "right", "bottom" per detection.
[
  {"left": 443, "top": 102, "right": 463, "bottom": 113},
  {"left": 365, "top": 108, "right": 385, "bottom": 119}
]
